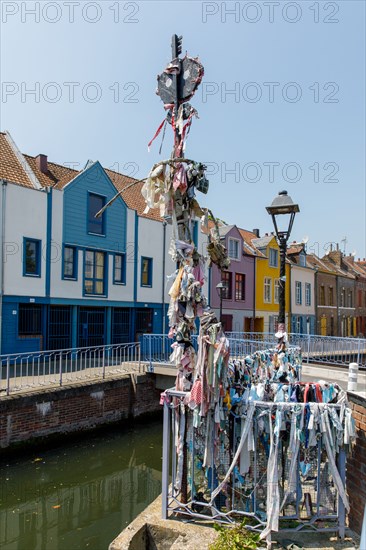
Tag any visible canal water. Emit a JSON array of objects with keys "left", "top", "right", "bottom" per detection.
[{"left": 0, "top": 420, "right": 163, "bottom": 550}]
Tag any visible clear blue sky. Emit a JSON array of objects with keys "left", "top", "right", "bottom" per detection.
[{"left": 1, "top": 1, "right": 365, "bottom": 256}]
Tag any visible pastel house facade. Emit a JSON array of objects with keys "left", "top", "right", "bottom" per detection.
[{"left": 0, "top": 131, "right": 186, "bottom": 355}]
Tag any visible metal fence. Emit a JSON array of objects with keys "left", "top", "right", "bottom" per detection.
[
  {"left": 0, "top": 342, "right": 141, "bottom": 395},
  {"left": 141, "top": 333, "right": 366, "bottom": 369},
  {"left": 140, "top": 334, "right": 282, "bottom": 369},
  {"left": 162, "top": 389, "right": 347, "bottom": 542}
]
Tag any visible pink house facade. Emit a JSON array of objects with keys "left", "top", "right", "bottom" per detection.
[{"left": 209, "top": 225, "right": 255, "bottom": 332}]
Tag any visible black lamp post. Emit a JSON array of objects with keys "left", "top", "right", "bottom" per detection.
[
  {"left": 266, "top": 190, "right": 300, "bottom": 333},
  {"left": 216, "top": 281, "right": 225, "bottom": 324}
]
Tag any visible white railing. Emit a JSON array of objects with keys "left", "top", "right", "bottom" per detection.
[
  {"left": 141, "top": 333, "right": 366, "bottom": 369},
  {"left": 226, "top": 332, "right": 366, "bottom": 368},
  {"left": 0, "top": 342, "right": 141, "bottom": 395}
]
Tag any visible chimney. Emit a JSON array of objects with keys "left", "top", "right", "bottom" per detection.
[
  {"left": 330, "top": 244, "right": 333, "bottom": 252},
  {"left": 36, "top": 154, "right": 48, "bottom": 174},
  {"left": 253, "top": 228, "right": 260, "bottom": 238},
  {"left": 336, "top": 243, "right": 339, "bottom": 251}
]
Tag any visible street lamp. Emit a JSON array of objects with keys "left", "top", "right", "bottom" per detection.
[
  {"left": 216, "top": 281, "right": 225, "bottom": 324},
  {"left": 266, "top": 190, "right": 300, "bottom": 334}
]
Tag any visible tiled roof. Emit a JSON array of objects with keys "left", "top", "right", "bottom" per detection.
[
  {"left": 105, "top": 169, "right": 162, "bottom": 222},
  {"left": 237, "top": 228, "right": 265, "bottom": 257},
  {"left": 0, "top": 132, "right": 34, "bottom": 188},
  {"left": 252, "top": 235, "right": 275, "bottom": 249},
  {"left": 287, "top": 243, "right": 305, "bottom": 255},
  {"left": 24, "top": 154, "right": 78, "bottom": 188},
  {"left": 306, "top": 254, "right": 337, "bottom": 274},
  {"left": 0, "top": 132, "right": 162, "bottom": 221}
]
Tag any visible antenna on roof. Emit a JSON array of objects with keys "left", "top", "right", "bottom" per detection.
[{"left": 341, "top": 236, "right": 347, "bottom": 254}]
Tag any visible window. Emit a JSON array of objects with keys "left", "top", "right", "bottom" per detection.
[
  {"left": 341, "top": 288, "right": 346, "bottom": 307},
  {"left": 63, "top": 246, "right": 77, "bottom": 279},
  {"left": 328, "top": 287, "right": 334, "bottom": 306},
  {"left": 305, "top": 283, "right": 311, "bottom": 306},
  {"left": 299, "top": 253, "right": 306, "bottom": 267},
  {"left": 264, "top": 277, "right": 271, "bottom": 303},
  {"left": 88, "top": 193, "right": 105, "bottom": 235},
  {"left": 228, "top": 238, "right": 240, "bottom": 260},
  {"left": 269, "top": 248, "right": 278, "bottom": 267},
  {"left": 23, "top": 238, "right": 41, "bottom": 277},
  {"left": 274, "top": 279, "right": 280, "bottom": 304},
  {"left": 348, "top": 291, "right": 353, "bottom": 307},
  {"left": 222, "top": 271, "right": 232, "bottom": 299},
  {"left": 320, "top": 285, "right": 325, "bottom": 305},
  {"left": 18, "top": 304, "right": 42, "bottom": 336},
  {"left": 141, "top": 257, "right": 153, "bottom": 287},
  {"left": 235, "top": 273, "right": 245, "bottom": 301},
  {"left": 114, "top": 254, "right": 126, "bottom": 284},
  {"left": 84, "top": 250, "right": 106, "bottom": 295},
  {"left": 295, "top": 281, "right": 302, "bottom": 305},
  {"left": 358, "top": 290, "right": 362, "bottom": 307}
]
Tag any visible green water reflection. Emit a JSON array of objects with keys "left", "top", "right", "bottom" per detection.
[{"left": 0, "top": 420, "right": 163, "bottom": 550}]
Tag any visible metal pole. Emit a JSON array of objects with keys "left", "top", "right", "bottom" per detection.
[
  {"left": 161, "top": 396, "right": 171, "bottom": 520},
  {"left": 278, "top": 236, "right": 287, "bottom": 330},
  {"left": 6, "top": 356, "right": 10, "bottom": 396},
  {"left": 219, "top": 287, "right": 223, "bottom": 324},
  {"left": 347, "top": 362, "right": 358, "bottom": 392},
  {"left": 337, "top": 449, "right": 346, "bottom": 539}
]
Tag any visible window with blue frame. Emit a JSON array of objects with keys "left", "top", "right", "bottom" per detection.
[
  {"left": 295, "top": 281, "right": 302, "bottom": 305},
  {"left": 23, "top": 238, "right": 41, "bottom": 276},
  {"left": 305, "top": 283, "right": 311, "bottom": 306},
  {"left": 63, "top": 246, "right": 77, "bottom": 279},
  {"left": 141, "top": 257, "right": 153, "bottom": 287},
  {"left": 88, "top": 193, "right": 105, "bottom": 235},
  {"left": 114, "top": 253, "right": 126, "bottom": 284},
  {"left": 84, "top": 250, "right": 106, "bottom": 295}
]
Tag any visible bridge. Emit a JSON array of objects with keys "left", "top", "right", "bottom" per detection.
[{"left": 1, "top": 333, "right": 365, "bottom": 396}]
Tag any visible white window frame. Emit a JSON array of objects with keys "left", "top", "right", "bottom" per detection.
[
  {"left": 295, "top": 281, "right": 302, "bottom": 305},
  {"left": 274, "top": 279, "right": 279, "bottom": 304},
  {"left": 269, "top": 248, "right": 278, "bottom": 268},
  {"left": 228, "top": 238, "right": 240, "bottom": 261},
  {"left": 264, "top": 277, "right": 272, "bottom": 303}
]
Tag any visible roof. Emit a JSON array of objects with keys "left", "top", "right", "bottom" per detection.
[
  {"left": 237, "top": 228, "right": 266, "bottom": 257},
  {"left": 0, "top": 132, "right": 34, "bottom": 188},
  {"left": 0, "top": 132, "right": 162, "bottom": 221},
  {"left": 251, "top": 235, "right": 275, "bottom": 249},
  {"left": 306, "top": 253, "right": 338, "bottom": 275},
  {"left": 218, "top": 224, "right": 235, "bottom": 237}
]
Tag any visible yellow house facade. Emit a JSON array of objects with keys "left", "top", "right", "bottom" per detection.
[{"left": 252, "top": 235, "right": 291, "bottom": 333}]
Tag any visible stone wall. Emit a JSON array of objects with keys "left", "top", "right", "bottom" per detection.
[
  {"left": 347, "top": 391, "right": 366, "bottom": 535},
  {"left": 0, "top": 373, "right": 161, "bottom": 449}
]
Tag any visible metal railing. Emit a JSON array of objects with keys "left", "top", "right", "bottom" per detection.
[
  {"left": 140, "top": 334, "right": 279, "bottom": 368},
  {"left": 141, "top": 332, "right": 366, "bottom": 369},
  {"left": 0, "top": 342, "right": 141, "bottom": 395},
  {"left": 162, "top": 389, "right": 347, "bottom": 540},
  {"left": 227, "top": 332, "right": 366, "bottom": 368}
]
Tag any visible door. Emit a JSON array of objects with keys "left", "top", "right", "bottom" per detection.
[
  {"left": 320, "top": 316, "right": 327, "bottom": 336},
  {"left": 254, "top": 318, "right": 264, "bottom": 333},
  {"left": 136, "top": 308, "right": 153, "bottom": 341},
  {"left": 221, "top": 314, "right": 233, "bottom": 332},
  {"left": 112, "top": 308, "right": 131, "bottom": 344},
  {"left": 78, "top": 307, "right": 106, "bottom": 348},
  {"left": 48, "top": 306, "right": 72, "bottom": 350}
]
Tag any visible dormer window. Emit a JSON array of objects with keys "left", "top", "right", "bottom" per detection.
[{"left": 228, "top": 238, "right": 240, "bottom": 260}]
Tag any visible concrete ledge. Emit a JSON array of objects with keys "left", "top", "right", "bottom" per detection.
[{"left": 109, "top": 494, "right": 218, "bottom": 550}]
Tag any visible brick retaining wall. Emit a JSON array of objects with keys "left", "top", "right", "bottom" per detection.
[
  {"left": 347, "top": 391, "right": 366, "bottom": 535},
  {"left": 0, "top": 373, "right": 161, "bottom": 450}
]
